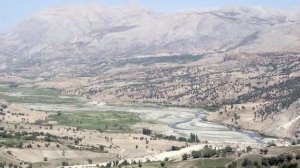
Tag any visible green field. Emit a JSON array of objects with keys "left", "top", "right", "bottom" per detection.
[
  {"left": 0, "top": 138, "right": 23, "bottom": 147},
  {"left": 0, "top": 85, "right": 80, "bottom": 104},
  {"left": 117, "top": 54, "right": 204, "bottom": 66},
  {"left": 0, "top": 84, "right": 143, "bottom": 133},
  {"left": 47, "top": 111, "right": 140, "bottom": 132},
  {"left": 195, "top": 158, "right": 234, "bottom": 167},
  {"left": 117, "top": 158, "right": 233, "bottom": 168}
]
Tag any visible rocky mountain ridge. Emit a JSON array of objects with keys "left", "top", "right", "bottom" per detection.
[{"left": 0, "top": 4, "right": 300, "bottom": 77}]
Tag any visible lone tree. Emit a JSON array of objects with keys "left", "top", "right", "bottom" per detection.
[
  {"left": 182, "top": 153, "right": 188, "bottom": 160},
  {"left": 224, "top": 146, "right": 233, "bottom": 153},
  {"left": 242, "top": 158, "right": 252, "bottom": 167},
  {"left": 246, "top": 146, "right": 252, "bottom": 153},
  {"left": 61, "top": 161, "right": 68, "bottom": 166},
  {"left": 142, "top": 128, "right": 151, "bottom": 135},
  {"left": 138, "top": 161, "right": 142, "bottom": 167},
  {"left": 106, "top": 162, "right": 111, "bottom": 168}
]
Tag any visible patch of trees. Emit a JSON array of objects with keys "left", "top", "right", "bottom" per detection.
[
  {"left": 228, "top": 153, "right": 298, "bottom": 168},
  {"left": 182, "top": 153, "right": 188, "bottom": 160},
  {"left": 153, "top": 133, "right": 199, "bottom": 143},
  {"left": 61, "top": 161, "right": 68, "bottom": 166},
  {"left": 178, "top": 137, "right": 188, "bottom": 141},
  {"left": 67, "top": 144, "right": 106, "bottom": 153},
  {"left": 239, "top": 76, "right": 300, "bottom": 118},
  {"left": 0, "top": 161, "right": 24, "bottom": 168},
  {"left": 189, "top": 133, "right": 199, "bottom": 142},
  {"left": 142, "top": 128, "right": 151, "bottom": 135},
  {"left": 187, "top": 145, "right": 233, "bottom": 159},
  {"left": 154, "top": 133, "right": 177, "bottom": 141},
  {"left": 0, "top": 128, "right": 94, "bottom": 153},
  {"left": 171, "top": 146, "right": 181, "bottom": 151},
  {"left": 100, "top": 159, "right": 130, "bottom": 168},
  {"left": 1, "top": 104, "right": 7, "bottom": 109}
]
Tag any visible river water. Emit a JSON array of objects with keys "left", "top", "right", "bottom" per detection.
[
  {"left": 90, "top": 102, "right": 275, "bottom": 144},
  {"left": 0, "top": 85, "right": 275, "bottom": 144},
  {"left": 25, "top": 101, "right": 276, "bottom": 144}
]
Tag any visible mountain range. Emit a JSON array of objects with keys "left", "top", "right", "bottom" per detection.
[
  {"left": 0, "top": 4, "right": 300, "bottom": 77},
  {"left": 1, "top": 4, "right": 300, "bottom": 138}
]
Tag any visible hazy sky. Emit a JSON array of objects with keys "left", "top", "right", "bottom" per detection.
[{"left": 1, "top": 0, "right": 300, "bottom": 32}]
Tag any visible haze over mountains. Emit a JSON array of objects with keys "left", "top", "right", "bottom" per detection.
[
  {"left": 0, "top": 4, "right": 300, "bottom": 77},
  {"left": 2, "top": 3, "right": 300, "bottom": 167},
  {"left": 0, "top": 3, "right": 299, "bottom": 139}
]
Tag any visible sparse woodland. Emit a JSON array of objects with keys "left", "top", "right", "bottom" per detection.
[{"left": 66, "top": 52, "right": 300, "bottom": 137}]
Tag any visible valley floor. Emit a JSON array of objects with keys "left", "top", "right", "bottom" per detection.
[{"left": 0, "top": 83, "right": 297, "bottom": 168}]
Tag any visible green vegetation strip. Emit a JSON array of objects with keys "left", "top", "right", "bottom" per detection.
[
  {"left": 0, "top": 138, "right": 23, "bottom": 147},
  {"left": 0, "top": 86, "right": 80, "bottom": 104},
  {"left": 47, "top": 111, "right": 140, "bottom": 132},
  {"left": 115, "top": 54, "right": 204, "bottom": 67},
  {"left": 116, "top": 158, "right": 233, "bottom": 168}
]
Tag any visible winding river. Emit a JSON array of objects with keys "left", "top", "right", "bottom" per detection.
[
  {"left": 91, "top": 102, "right": 275, "bottom": 144},
  {"left": 0, "top": 85, "right": 275, "bottom": 144}
]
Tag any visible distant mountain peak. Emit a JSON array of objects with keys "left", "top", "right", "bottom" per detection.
[{"left": 0, "top": 4, "right": 299, "bottom": 75}]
